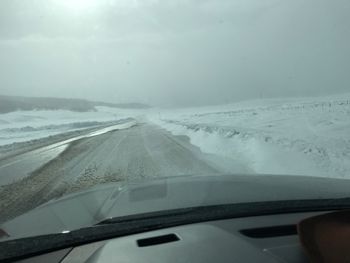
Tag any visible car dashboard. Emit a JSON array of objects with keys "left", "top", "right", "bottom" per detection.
[{"left": 17, "top": 211, "right": 329, "bottom": 263}]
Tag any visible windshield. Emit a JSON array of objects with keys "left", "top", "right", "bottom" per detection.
[{"left": 0, "top": 0, "right": 350, "bottom": 242}]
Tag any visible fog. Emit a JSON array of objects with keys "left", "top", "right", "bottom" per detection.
[{"left": 0, "top": 0, "right": 349, "bottom": 107}]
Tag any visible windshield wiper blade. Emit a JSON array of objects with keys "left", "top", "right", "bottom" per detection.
[
  {"left": 98, "top": 198, "right": 350, "bottom": 225},
  {"left": 1, "top": 198, "right": 350, "bottom": 262}
]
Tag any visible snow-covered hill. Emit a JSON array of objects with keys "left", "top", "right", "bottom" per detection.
[{"left": 151, "top": 94, "right": 350, "bottom": 178}]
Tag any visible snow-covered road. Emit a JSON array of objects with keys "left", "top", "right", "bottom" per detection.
[
  {"left": 0, "top": 119, "right": 136, "bottom": 186},
  {"left": 0, "top": 122, "right": 248, "bottom": 224}
]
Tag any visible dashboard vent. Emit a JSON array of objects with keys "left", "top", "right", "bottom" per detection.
[
  {"left": 137, "top": 234, "right": 180, "bottom": 247},
  {"left": 240, "top": 225, "right": 297, "bottom": 238}
]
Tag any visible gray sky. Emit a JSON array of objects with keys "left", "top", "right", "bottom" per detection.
[{"left": 0, "top": 0, "right": 349, "bottom": 106}]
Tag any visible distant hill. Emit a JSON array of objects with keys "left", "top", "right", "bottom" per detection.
[
  {"left": 0, "top": 95, "right": 95, "bottom": 113},
  {"left": 0, "top": 95, "right": 151, "bottom": 113},
  {"left": 94, "top": 101, "right": 151, "bottom": 109}
]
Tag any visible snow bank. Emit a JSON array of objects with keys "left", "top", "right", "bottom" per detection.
[{"left": 151, "top": 94, "right": 350, "bottom": 178}]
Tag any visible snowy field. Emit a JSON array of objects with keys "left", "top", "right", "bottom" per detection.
[
  {"left": 0, "top": 106, "right": 140, "bottom": 146},
  {"left": 151, "top": 94, "right": 350, "bottom": 178}
]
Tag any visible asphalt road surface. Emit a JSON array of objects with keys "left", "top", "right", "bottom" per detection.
[{"left": 0, "top": 122, "right": 248, "bottom": 223}]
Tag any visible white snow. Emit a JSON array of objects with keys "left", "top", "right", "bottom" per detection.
[
  {"left": 150, "top": 93, "right": 350, "bottom": 178},
  {"left": 0, "top": 107, "right": 139, "bottom": 146},
  {"left": 2, "top": 94, "right": 350, "bottom": 179}
]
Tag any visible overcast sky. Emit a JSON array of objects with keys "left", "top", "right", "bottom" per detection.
[{"left": 0, "top": 0, "right": 349, "bottom": 106}]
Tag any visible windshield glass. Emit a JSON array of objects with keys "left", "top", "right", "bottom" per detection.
[{"left": 0, "top": 0, "right": 350, "bottom": 242}]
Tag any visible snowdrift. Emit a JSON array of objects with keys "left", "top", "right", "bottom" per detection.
[{"left": 152, "top": 94, "right": 350, "bottom": 178}]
